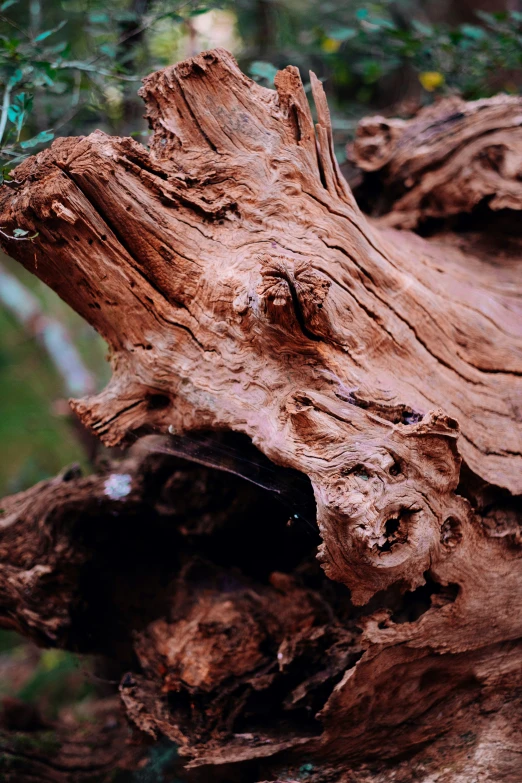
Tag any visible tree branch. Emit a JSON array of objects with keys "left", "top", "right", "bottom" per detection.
[{"left": 0, "top": 262, "right": 95, "bottom": 396}]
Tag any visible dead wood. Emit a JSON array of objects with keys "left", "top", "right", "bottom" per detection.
[
  {"left": 350, "top": 94, "right": 522, "bottom": 226},
  {"left": 0, "top": 49, "right": 521, "bottom": 782}
]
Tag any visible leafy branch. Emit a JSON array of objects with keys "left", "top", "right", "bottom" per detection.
[{"left": 0, "top": 0, "right": 209, "bottom": 178}]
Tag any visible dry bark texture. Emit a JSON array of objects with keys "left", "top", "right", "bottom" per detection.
[
  {"left": 0, "top": 49, "right": 521, "bottom": 782},
  {"left": 350, "top": 94, "right": 522, "bottom": 226}
]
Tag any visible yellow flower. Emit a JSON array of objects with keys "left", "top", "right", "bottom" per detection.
[
  {"left": 419, "top": 71, "right": 445, "bottom": 92},
  {"left": 322, "top": 37, "right": 341, "bottom": 54}
]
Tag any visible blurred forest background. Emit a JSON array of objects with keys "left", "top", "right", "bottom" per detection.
[{"left": 1, "top": 0, "right": 522, "bottom": 776}]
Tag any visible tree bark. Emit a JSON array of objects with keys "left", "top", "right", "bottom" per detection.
[
  {"left": 350, "top": 94, "right": 522, "bottom": 226},
  {"left": 0, "top": 49, "right": 521, "bottom": 782}
]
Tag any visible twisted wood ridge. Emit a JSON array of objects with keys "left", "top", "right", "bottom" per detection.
[
  {"left": 0, "top": 49, "right": 522, "bottom": 780},
  {"left": 351, "top": 94, "right": 522, "bottom": 226}
]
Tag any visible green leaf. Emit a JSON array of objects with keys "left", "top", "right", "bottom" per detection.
[
  {"left": 34, "top": 21, "right": 67, "bottom": 43},
  {"left": 0, "top": 166, "right": 12, "bottom": 184},
  {"left": 3, "top": 37, "right": 20, "bottom": 55},
  {"left": 32, "top": 61, "right": 57, "bottom": 87},
  {"left": 412, "top": 20, "right": 434, "bottom": 37},
  {"left": 355, "top": 8, "right": 368, "bottom": 20},
  {"left": 475, "top": 10, "right": 495, "bottom": 25},
  {"left": 7, "top": 92, "right": 33, "bottom": 139},
  {"left": 157, "top": 12, "right": 183, "bottom": 22},
  {"left": 0, "top": 0, "right": 18, "bottom": 10},
  {"left": 8, "top": 67, "right": 23, "bottom": 87},
  {"left": 476, "top": 10, "right": 507, "bottom": 26},
  {"left": 100, "top": 43, "right": 117, "bottom": 59},
  {"left": 88, "top": 12, "right": 109, "bottom": 24},
  {"left": 0, "top": 152, "right": 26, "bottom": 168},
  {"left": 113, "top": 10, "right": 138, "bottom": 23},
  {"left": 460, "top": 24, "right": 487, "bottom": 40},
  {"left": 367, "top": 16, "right": 396, "bottom": 31},
  {"left": 47, "top": 41, "right": 68, "bottom": 55},
  {"left": 328, "top": 27, "right": 357, "bottom": 42},
  {"left": 20, "top": 129, "right": 54, "bottom": 149},
  {"left": 249, "top": 60, "right": 278, "bottom": 85}
]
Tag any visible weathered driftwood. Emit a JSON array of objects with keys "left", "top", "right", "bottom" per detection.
[
  {"left": 350, "top": 94, "right": 522, "bottom": 227},
  {"left": 0, "top": 49, "right": 521, "bottom": 782}
]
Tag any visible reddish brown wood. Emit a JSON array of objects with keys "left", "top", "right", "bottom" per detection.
[
  {"left": 350, "top": 95, "right": 522, "bottom": 226},
  {"left": 0, "top": 49, "right": 521, "bottom": 782}
]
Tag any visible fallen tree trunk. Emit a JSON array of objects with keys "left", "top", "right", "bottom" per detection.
[
  {"left": 0, "top": 49, "right": 521, "bottom": 782},
  {"left": 350, "top": 94, "right": 522, "bottom": 227}
]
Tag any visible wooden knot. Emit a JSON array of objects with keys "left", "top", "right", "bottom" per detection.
[
  {"left": 351, "top": 115, "right": 405, "bottom": 171},
  {"left": 257, "top": 256, "right": 292, "bottom": 309},
  {"left": 256, "top": 255, "right": 330, "bottom": 340}
]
